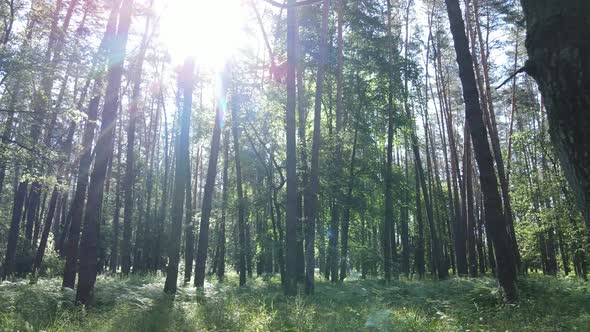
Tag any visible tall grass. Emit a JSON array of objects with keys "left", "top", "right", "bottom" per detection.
[{"left": 1, "top": 273, "right": 588, "bottom": 331}]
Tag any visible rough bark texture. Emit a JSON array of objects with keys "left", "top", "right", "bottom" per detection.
[
  {"left": 444, "top": 0, "right": 517, "bottom": 301},
  {"left": 520, "top": 0, "right": 590, "bottom": 230},
  {"left": 75, "top": 0, "right": 133, "bottom": 305}
]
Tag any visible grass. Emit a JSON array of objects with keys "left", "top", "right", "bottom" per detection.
[{"left": 1, "top": 272, "right": 589, "bottom": 331}]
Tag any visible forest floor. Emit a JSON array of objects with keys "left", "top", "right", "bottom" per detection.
[{"left": 1, "top": 272, "right": 589, "bottom": 331}]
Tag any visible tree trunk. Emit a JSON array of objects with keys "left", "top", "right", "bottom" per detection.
[
  {"left": 382, "top": 0, "right": 395, "bottom": 284},
  {"left": 520, "top": 0, "right": 590, "bottom": 230},
  {"left": 295, "top": 10, "right": 306, "bottom": 283},
  {"left": 75, "top": 0, "right": 133, "bottom": 305},
  {"left": 444, "top": 0, "right": 517, "bottom": 302},
  {"left": 232, "top": 89, "right": 247, "bottom": 287},
  {"left": 193, "top": 73, "right": 225, "bottom": 288},
  {"left": 62, "top": 91, "right": 100, "bottom": 288},
  {"left": 216, "top": 129, "right": 230, "bottom": 281},
  {"left": 110, "top": 119, "right": 123, "bottom": 273},
  {"left": 184, "top": 161, "right": 194, "bottom": 282},
  {"left": 284, "top": 0, "right": 298, "bottom": 295},
  {"left": 340, "top": 129, "right": 357, "bottom": 281},
  {"left": 33, "top": 188, "right": 59, "bottom": 273},
  {"left": 304, "top": 0, "right": 329, "bottom": 294},
  {"left": 164, "top": 57, "right": 193, "bottom": 294},
  {"left": 464, "top": 125, "right": 478, "bottom": 277},
  {"left": 2, "top": 181, "right": 27, "bottom": 280},
  {"left": 415, "top": 161, "right": 426, "bottom": 279}
]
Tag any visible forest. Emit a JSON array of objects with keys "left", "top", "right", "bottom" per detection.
[{"left": 0, "top": 0, "right": 589, "bottom": 330}]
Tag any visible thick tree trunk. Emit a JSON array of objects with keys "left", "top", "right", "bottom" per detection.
[
  {"left": 76, "top": 0, "right": 133, "bottom": 305},
  {"left": 444, "top": 0, "right": 517, "bottom": 301},
  {"left": 468, "top": 0, "right": 521, "bottom": 271},
  {"left": 520, "top": 0, "right": 590, "bottom": 230}
]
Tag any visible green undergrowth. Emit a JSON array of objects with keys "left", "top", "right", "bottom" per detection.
[{"left": 1, "top": 273, "right": 589, "bottom": 331}]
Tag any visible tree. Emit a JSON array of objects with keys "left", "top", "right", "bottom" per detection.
[
  {"left": 284, "top": 0, "right": 299, "bottom": 295},
  {"left": 520, "top": 1, "right": 590, "bottom": 231},
  {"left": 194, "top": 68, "right": 226, "bottom": 288},
  {"left": 444, "top": 0, "right": 517, "bottom": 301},
  {"left": 76, "top": 0, "right": 134, "bottom": 305},
  {"left": 232, "top": 87, "right": 247, "bottom": 287},
  {"left": 215, "top": 129, "right": 230, "bottom": 282},
  {"left": 164, "top": 57, "right": 194, "bottom": 294},
  {"left": 304, "top": 0, "right": 330, "bottom": 294}
]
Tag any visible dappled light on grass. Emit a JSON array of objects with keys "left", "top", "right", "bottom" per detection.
[{"left": 1, "top": 274, "right": 590, "bottom": 331}]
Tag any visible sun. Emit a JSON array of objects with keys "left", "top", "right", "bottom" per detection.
[{"left": 159, "top": 0, "right": 251, "bottom": 69}]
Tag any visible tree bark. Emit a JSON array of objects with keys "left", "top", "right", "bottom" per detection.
[
  {"left": 75, "top": 0, "right": 133, "bottom": 305},
  {"left": 303, "top": 0, "right": 329, "bottom": 294},
  {"left": 232, "top": 90, "right": 247, "bottom": 287},
  {"left": 284, "top": 0, "right": 298, "bottom": 295},
  {"left": 444, "top": 0, "right": 517, "bottom": 301},
  {"left": 340, "top": 129, "right": 357, "bottom": 281},
  {"left": 33, "top": 188, "right": 59, "bottom": 273},
  {"left": 62, "top": 91, "right": 100, "bottom": 288},
  {"left": 164, "top": 57, "right": 193, "bottom": 294},
  {"left": 216, "top": 129, "right": 230, "bottom": 281},
  {"left": 520, "top": 0, "right": 590, "bottom": 230},
  {"left": 194, "top": 72, "right": 225, "bottom": 288}
]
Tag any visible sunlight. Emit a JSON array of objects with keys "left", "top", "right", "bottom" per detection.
[{"left": 159, "top": 0, "right": 251, "bottom": 69}]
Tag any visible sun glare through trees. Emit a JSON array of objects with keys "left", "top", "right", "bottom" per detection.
[
  {"left": 159, "top": 0, "right": 252, "bottom": 68},
  {"left": 0, "top": 0, "right": 589, "bottom": 330}
]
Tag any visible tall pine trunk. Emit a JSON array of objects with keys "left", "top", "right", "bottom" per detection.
[
  {"left": 193, "top": 72, "right": 225, "bottom": 288},
  {"left": 76, "top": 0, "right": 134, "bottom": 305},
  {"left": 304, "top": 0, "right": 329, "bottom": 294},
  {"left": 164, "top": 58, "right": 193, "bottom": 294},
  {"left": 284, "top": 0, "right": 298, "bottom": 295},
  {"left": 232, "top": 90, "right": 247, "bottom": 287},
  {"left": 444, "top": 0, "right": 517, "bottom": 301}
]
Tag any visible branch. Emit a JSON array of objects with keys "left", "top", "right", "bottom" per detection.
[
  {"left": 496, "top": 65, "right": 527, "bottom": 90},
  {"left": 261, "top": 0, "right": 322, "bottom": 8},
  {"left": 246, "top": 119, "right": 285, "bottom": 184},
  {"left": 250, "top": 0, "right": 275, "bottom": 64},
  {"left": 0, "top": 109, "right": 34, "bottom": 114},
  {"left": 1, "top": 136, "right": 36, "bottom": 154}
]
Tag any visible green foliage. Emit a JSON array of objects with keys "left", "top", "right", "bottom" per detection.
[{"left": 1, "top": 274, "right": 590, "bottom": 331}]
